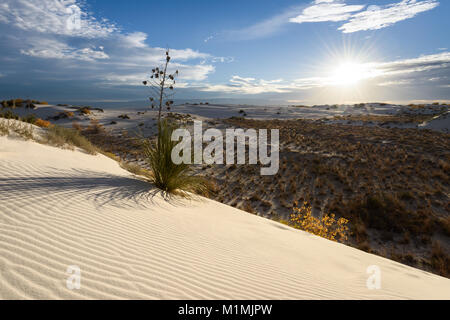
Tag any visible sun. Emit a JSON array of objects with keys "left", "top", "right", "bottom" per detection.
[{"left": 330, "top": 61, "right": 368, "bottom": 87}]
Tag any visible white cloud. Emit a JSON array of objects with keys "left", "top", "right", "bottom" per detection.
[
  {"left": 0, "top": 0, "right": 117, "bottom": 38},
  {"left": 290, "top": 1, "right": 365, "bottom": 24},
  {"left": 0, "top": 0, "right": 220, "bottom": 87},
  {"left": 171, "top": 63, "right": 215, "bottom": 81},
  {"left": 199, "top": 75, "right": 320, "bottom": 94},
  {"left": 20, "top": 38, "right": 109, "bottom": 61},
  {"left": 339, "top": 0, "right": 439, "bottom": 33},
  {"left": 121, "top": 32, "right": 147, "bottom": 48}
]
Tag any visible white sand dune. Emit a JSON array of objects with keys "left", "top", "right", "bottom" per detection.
[
  {"left": 0, "top": 136, "right": 449, "bottom": 299},
  {"left": 2, "top": 102, "right": 448, "bottom": 135}
]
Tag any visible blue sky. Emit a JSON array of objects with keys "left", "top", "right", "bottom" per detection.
[{"left": 0, "top": 0, "right": 449, "bottom": 105}]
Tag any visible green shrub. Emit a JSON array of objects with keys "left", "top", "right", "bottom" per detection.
[{"left": 142, "top": 120, "right": 210, "bottom": 197}]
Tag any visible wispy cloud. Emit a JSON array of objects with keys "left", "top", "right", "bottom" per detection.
[
  {"left": 374, "top": 52, "right": 450, "bottom": 77},
  {"left": 339, "top": 0, "right": 440, "bottom": 33},
  {"left": 231, "top": 0, "right": 440, "bottom": 38},
  {"left": 224, "top": 5, "right": 305, "bottom": 40},
  {"left": 290, "top": 0, "right": 365, "bottom": 24}
]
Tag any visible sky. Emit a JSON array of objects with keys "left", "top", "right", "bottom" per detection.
[{"left": 0, "top": 0, "right": 449, "bottom": 105}]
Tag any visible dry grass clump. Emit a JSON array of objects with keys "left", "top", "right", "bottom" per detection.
[
  {"left": 290, "top": 202, "right": 349, "bottom": 242},
  {"left": 0, "top": 119, "right": 34, "bottom": 139},
  {"left": 78, "top": 122, "right": 143, "bottom": 162},
  {"left": 430, "top": 241, "right": 450, "bottom": 277},
  {"left": 0, "top": 120, "right": 10, "bottom": 136},
  {"left": 45, "top": 125, "right": 97, "bottom": 155},
  {"left": 119, "top": 161, "right": 152, "bottom": 178}
]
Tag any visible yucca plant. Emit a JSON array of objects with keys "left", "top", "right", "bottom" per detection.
[
  {"left": 142, "top": 119, "right": 210, "bottom": 197},
  {"left": 141, "top": 49, "right": 210, "bottom": 197},
  {"left": 143, "top": 49, "right": 178, "bottom": 122}
]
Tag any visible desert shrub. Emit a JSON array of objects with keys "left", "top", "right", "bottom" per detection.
[
  {"left": 241, "top": 201, "right": 256, "bottom": 214},
  {"left": 45, "top": 125, "right": 97, "bottom": 155},
  {"left": 72, "top": 121, "right": 82, "bottom": 131},
  {"left": 79, "top": 107, "right": 91, "bottom": 115},
  {"left": 346, "top": 193, "right": 434, "bottom": 235},
  {"left": 0, "top": 111, "right": 37, "bottom": 125},
  {"left": 430, "top": 241, "right": 450, "bottom": 277},
  {"left": 35, "top": 118, "right": 51, "bottom": 128},
  {"left": 290, "top": 202, "right": 350, "bottom": 242},
  {"left": 0, "top": 109, "right": 19, "bottom": 120},
  {"left": 120, "top": 161, "right": 151, "bottom": 177},
  {"left": 21, "top": 114, "right": 37, "bottom": 124},
  {"left": 14, "top": 122, "right": 34, "bottom": 140},
  {"left": 0, "top": 120, "right": 9, "bottom": 135},
  {"left": 0, "top": 119, "right": 33, "bottom": 139},
  {"left": 142, "top": 119, "right": 210, "bottom": 196},
  {"left": 85, "top": 119, "right": 104, "bottom": 134},
  {"left": 51, "top": 111, "right": 75, "bottom": 120},
  {"left": 441, "top": 217, "right": 450, "bottom": 237}
]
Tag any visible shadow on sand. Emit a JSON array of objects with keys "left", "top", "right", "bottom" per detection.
[{"left": 0, "top": 168, "right": 191, "bottom": 209}]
